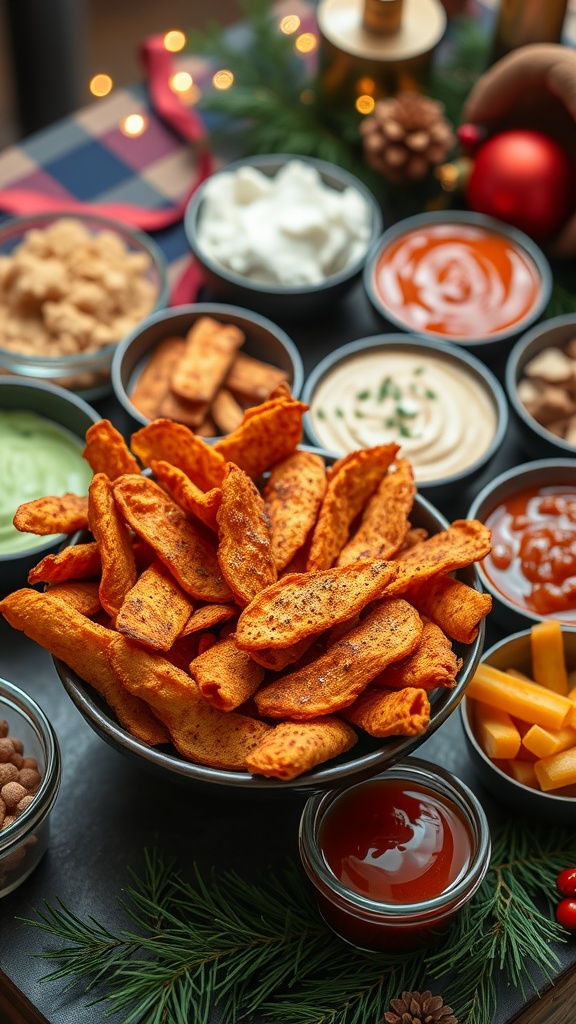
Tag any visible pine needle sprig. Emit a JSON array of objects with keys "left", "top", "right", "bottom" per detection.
[{"left": 21, "top": 820, "right": 576, "bottom": 1024}]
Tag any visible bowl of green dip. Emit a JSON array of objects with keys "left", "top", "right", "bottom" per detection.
[{"left": 0, "top": 378, "right": 99, "bottom": 593}]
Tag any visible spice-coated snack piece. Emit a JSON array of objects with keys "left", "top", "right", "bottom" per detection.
[
  {"left": 0, "top": 398, "right": 494, "bottom": 779},
  {"left": 13, "top": 493, "right": 89, "bottom": 536}
]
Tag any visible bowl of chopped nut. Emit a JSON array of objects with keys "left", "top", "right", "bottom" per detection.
[
  {"left": 0, "top": 212, "right": 168, "bottom": 399},
  {"left": 506, "top": 313, "right": 576, "bottom": 458},
  {"left": 0, "top": 676, "right": 61, "bottom": 897}
]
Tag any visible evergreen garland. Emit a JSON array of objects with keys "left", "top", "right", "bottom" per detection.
[{"left": 23, "top": 821, "right": 576, "bottom": 1024}]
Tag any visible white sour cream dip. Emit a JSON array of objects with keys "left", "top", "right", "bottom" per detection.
[
  {"left": 196, "top": 160, "right": 373, "bottom": 287},
  {"left": 308, "top": 348, "right": 498, "bottom": 482}
]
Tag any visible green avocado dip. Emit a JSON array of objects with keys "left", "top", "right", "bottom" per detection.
[{"left": 0, "top": 410, "right": 92, "bottom": 555}]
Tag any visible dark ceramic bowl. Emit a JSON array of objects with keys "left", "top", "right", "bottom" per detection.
[
  {"left": 466, "top": 459, "right": 576, "bottom": 633},
  {"left": 461, "top": 628, "right": 576, "bottom": 824},
  {"left": 0, "top": 211, "right": 168, "bottom": 400},
  {"left": 184, "top": 154, "right": 383, "bottom": 321},
  {"left": 506, "top": 313, "right": 576, "bottom": 459},
  {"left": 54, "top": 482, "right": 484, "bottom": 794},
  {"left": 0, "top": 378, "right": 99, "bottom": 594},
  {"left": 363, "top": 211, "right": 552, "bottom": 361},
  {"left": 110, "top": 302, "right": 305, "bottom": 434},
  {"left": 302, "top": 334, "right": 508, "bottom": 506}
]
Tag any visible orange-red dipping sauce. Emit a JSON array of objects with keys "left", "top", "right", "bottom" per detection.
[
  {"left": 374, "top": 223, "right": 542, "bottom": 339},
  {"left": 319, "top": 778, "right": 473, "bottom": 905},
  {"left": 483, "top": 484, "right": 576, "bottom": 622}
]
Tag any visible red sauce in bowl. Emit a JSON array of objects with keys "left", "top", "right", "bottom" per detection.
[
  {"left": 374, "top": 223, "right": 542, "bottom": 339},
  {"left": 319, "top": 777, "right": 472, "bottom": 905},
  {"left": 483, "top": 484, "right": 576, "bottom": 621}
]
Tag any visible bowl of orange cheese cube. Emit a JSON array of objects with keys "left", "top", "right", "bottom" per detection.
[
  {"left": 461, "top": 620, "right": 576, "bottom": 822},
  {"left": 0, "top": 393, "right": 492, "bottom": 792}
]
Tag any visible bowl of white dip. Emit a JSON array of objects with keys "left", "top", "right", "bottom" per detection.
[
  {"left": 184, "top": 154, "right": 383, "bottom": 320},
  {"left": 302, "top": 335, "right": 508, "bottom": 503}
]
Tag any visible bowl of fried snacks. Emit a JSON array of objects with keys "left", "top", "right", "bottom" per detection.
[
  {"left": 461, "top": 622, "right": 576, "bottom": 824},
  {"left": 0, "top": 397, "right": 492, "bottom": 791},
  {"left": 0, "top": 213, "right": 168, "bottom": 399},
  {"left": 110, "top": 303, "right": 305, "bottom": 435},
  {"left": 184, "top": 154, "right": 383, "bottom": 320},
  {"left": 0, "top": 377, "right": 100, "bottom": 594}
]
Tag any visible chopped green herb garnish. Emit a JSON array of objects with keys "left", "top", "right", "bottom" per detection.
[
  {"left": 399, "top": 423, "right": 413, "bottom": 437},
  {"left": 424, "top": 388, "right": 437, "bottom": 399},
  {"left": 356, "top": 389, "right": 371, "bottom": 400},
  {"left": 378, "top": 377, "right": 401, "bottom": 401},
  {"left": 316, "top": 408, "right": 326, "bottom": 419},
  {"left": 395, "top": 403, "right": 417, "bottom": 418},
  {"left": 335, "top": 408, "right": 344, "bottom": 418},
  {"left": 413, "top": 366, "right": 425, "bottom": 375},
  {"left": 354, "top": 410, "right": 365, "bottom": 418}
]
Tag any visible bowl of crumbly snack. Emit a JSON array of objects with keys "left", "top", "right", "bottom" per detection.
[
  {"left": 461, "top": 621, "right": 576, "bottom": 824},
  {"left": 0, "top": 213, "right": 168, "bottom": 399},
  {"left": 506, "top": 313, "right": 576, "bottom": 458},
  {"left": 111, "top": 303, "right": 305, "bottom": 435},
  {"left": 0, "top": 404, "right": 492, "bottom": 793}
]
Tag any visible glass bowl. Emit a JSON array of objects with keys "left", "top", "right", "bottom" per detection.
[
  {"left": 0, "top": 211, "right": 168, "bottom": 399},
  {"left": 0, "top": 676, "right": 61, "bottom": 898}
]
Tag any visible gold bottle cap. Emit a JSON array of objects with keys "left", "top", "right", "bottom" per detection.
[
  {"left": 362, "top": 0, "right": 404, "bottom": 34},
  {"left": 317, "top": 0, "right": 446, "bottom": 61}
]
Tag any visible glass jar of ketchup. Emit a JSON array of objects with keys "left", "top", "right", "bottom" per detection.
[{"left": 299, "top": 759, "right": 491, "bottom": 951}]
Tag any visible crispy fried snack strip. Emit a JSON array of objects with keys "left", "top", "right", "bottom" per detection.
[
  {"left": 263, "top": 450, "right": 327, "bottom": 571},
  {"left": 216, "top": 464, "right": 277, "bottom": 607},
  {"left": 116, "top": 560, "right": 195, "bottom": 650},
  {"left": 13, "top": 494, "right": 89, "bottom": 536},
  {"left": 129, "top": 335, "right": 185, "bottom": 421},
  {"left": 389, "top": 520, "right": 492, "bottom": 594},
  {"left": 307, "top": 445, "right": 400, "bottom": 571},
  {"left": 224, "top": 351, "right": 289, "bottom": 403},
  {"left": 407, "top": 575, "right": 493, "bottom": 644},
  {"left": 180, "top": 603, "right": 237, "bottom": 637},
  {"left": 88, "top": 473, "right": 138, "bottom": 620},
  {"left": 130, "top": 418, "right": 226, "bottom": 491},
  {"left": 211, "top": 388, "right": 246, "bottom": 435},
  {"left": 171, "top": 316, "right": 245, "bottom": 403},
  {"left": 235, "top": 558, "right": 398, "bottom": 651},
  {"left": 371, "top": 617, "right": 461, "bottom": 690},
  {"left": 83, "top": 419, "right": 141, "bottom": 479},
  {"left": 190, "top": 635, "right": 265, "bottom": 711},
  {"left": 28, "top": 541, "right": 101, "bottom": 585},
  {"left": 45, "top": 580, "right": 102, "bottom": 616},
  {"left": 254, "top": 598, "right": 423, "bottom": 720},
  {"left": 109, "top": 635, "right": 271, "bottom": 769},
  {"left": 341, "top": 686, "right": 431, "bottom": 737},
  {"left": 248, "top": 636, "right": 317, "bottom": 671},
  {"left": 150, "top": 459, "right": 221, "bottom": 531},
  {"left": 337, "top": 458, "right": 415, "bottom": 565},
  {"left": 113, "top": 474, "right": 233, "bottom": 602},
  {"left": 246, "top": 717, "right": 358, "bottom": 779},
  {"left": 0, "top": 590, "right": 169, "bottom": 745},
  {"left": 213, "top": 397, "right": 307, "bottom": 479},
  {"left": 157, "top": 387, "right": 207, "bottom": 429}
]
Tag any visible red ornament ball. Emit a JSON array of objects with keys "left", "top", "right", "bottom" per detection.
[
  {"left": 557, "top": 867, "right": 576, "bottom": 898},
  {"left": 465, "top": 129, "right": 576, "bottom": 240},
  {"left": 556, "top": 897, "right": 576, "bottom": 932}
]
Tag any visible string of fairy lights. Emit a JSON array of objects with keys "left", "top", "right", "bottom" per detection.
[{"left": 87, "top": 16, "right": 321, "bottom": 139}]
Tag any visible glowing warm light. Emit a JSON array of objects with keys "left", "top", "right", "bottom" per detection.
[
  {"left": 356, "top": 95, "right": 376, "bottom": 114},
  {"left": 357, "top": 77, "right": 376, "bottom": 95},
  {"left": 280, "top": 14, "right": 301, "bottom": 33},
  {"left": 213, "top": 69, "right": 234, "bottom": 90},
  {"left": 89, "top": 73, "right": 113, "bottom": 98},
  {"left": 164, "top": 29, "right": 186, "bottom": 52},
  {"left": 121, "top": 113, "right": 147, "bottom": 137},
  {"left": 170, "top": 71, "right": 193, "bottom": 93},
  {"left": 295, "top": 32, "right": 317, "bottom": 53}
]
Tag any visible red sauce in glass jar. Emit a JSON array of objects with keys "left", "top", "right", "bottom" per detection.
[
  {"left": 374, "top": 223, "right": 541, "bottom": 339},
  {"left": 483, "top": 484, "right": 576, "bottom": 622},
  {"left": 319, "top": 778, "right": 472, "bottom": 905}
]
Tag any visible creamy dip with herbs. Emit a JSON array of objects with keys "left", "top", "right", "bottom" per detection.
[{"left": 308, "top": 349, "right": 498, "bottom": 482}]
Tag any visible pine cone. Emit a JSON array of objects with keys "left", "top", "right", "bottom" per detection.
[
  {"left": 360, "top": 93, "right": 456, "bottom": 184},
  {"left": 384, "top": 990, "right": 458, "bottom": 1024}
]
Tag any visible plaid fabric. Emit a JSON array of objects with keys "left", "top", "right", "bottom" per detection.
[{"left": 0, "top": 57, "right": 212, "bottom": 293}]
